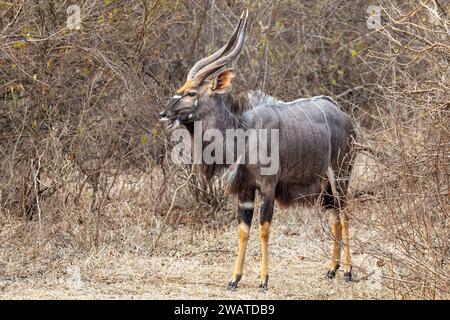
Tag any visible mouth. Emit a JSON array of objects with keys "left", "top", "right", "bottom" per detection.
[{"left": 162, "top": 117, "right": 180, "bottom": 130}]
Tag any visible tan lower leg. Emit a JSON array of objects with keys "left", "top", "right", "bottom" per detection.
[
  {"left": 231, "top": 223, "right": 250, "bottom": 280},
  {"left": 330, "top": 215, "right": 342, "bottom": 271},
  {"left": 259, "top": 222, "right": 270, "bottom": 284},
  {"left": 340, "top": 212, "right": 351, "bottom": 273}
]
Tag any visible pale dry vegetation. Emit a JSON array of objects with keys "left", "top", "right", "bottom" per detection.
[{"left": 0, "top": 0, "right": 448, "bottom": 299}]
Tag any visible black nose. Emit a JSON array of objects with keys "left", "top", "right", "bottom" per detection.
[{"left": 159, "top": 111, "right": 167, "bottom": 118}]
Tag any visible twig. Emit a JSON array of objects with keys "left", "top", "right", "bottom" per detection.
[
  {"left": 189, "top": 0, "right": 209, "bottom": 63},
  {"left": 153, "top": 172, "right": 194, "bottom": 249}
]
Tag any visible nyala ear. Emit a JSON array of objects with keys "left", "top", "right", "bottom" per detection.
[{"left": 212, "top": 68, "right": 234, "bottom": 94}]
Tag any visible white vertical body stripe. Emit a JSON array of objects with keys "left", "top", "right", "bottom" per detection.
[{"left": 239, "top": 201, "right": 254, "bottom": 209}]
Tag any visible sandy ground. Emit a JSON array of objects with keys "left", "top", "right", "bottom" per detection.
[{"left": 0, "top": 204, "right": 391, "bottom": 300}]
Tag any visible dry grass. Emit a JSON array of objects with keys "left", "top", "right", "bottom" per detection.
[
  {"left": 0, "top": 207, "right": 391, "bottom": 299},
  {"left": 0, "top": 163, "right": 415, "bottom": 300}
]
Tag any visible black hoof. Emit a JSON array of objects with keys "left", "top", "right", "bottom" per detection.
[
  {"left": 227, "top": 281, "right": 238, "bottom": 291},
  {"left": 344, "top": 271, "right": 352, "bottom": 283},
  {"left": 326, "top": 264, "right": 339, "bottom": 279},
  {"left": 326, "top": 270, "right": 336, "bottom": 279},
  {"left": 227, "top": 275, "right": 242, "bottom": 291},
  {"left": 258, "top": 283, "right": 268, "bottom": 292},
  {"left": 258, "top": 275, "right": 269, "bottom": 292}
]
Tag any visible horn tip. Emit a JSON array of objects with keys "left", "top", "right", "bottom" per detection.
[
  {"left": 241, "top": 9, "right": 249, "bottom": 19},
  {"left": 239, "top": 8, "right": 248, "bottom": 20}
]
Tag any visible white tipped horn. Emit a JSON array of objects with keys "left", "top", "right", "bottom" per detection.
[
  {"left": 194, "top": 10, "right": 248, "bottom": 81},
  {"left": 187, "top": 10, "right": 248, "bottom": 81}
]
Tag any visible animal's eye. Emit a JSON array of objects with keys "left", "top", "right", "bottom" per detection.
[{"left": 187, "top": 91, "right": 196, "bottom": 97}]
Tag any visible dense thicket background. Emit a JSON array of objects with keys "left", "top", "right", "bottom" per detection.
[{"left": 0, "top": 0, "right": 448, "bottom": 299}]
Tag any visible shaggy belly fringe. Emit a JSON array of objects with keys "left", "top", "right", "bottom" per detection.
[{"left": 275, "top": 180, "right": 324, "bottom": 208}]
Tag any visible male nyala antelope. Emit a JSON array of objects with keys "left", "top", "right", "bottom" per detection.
[{"left": 159, "top": 10, "right": 356, "bottom": 291}]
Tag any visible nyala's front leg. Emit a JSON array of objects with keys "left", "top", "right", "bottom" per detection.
[
  {"left": 227, "top": 190, "right": 255, "bottom": 290},
  {"left": 258, "top": 195, "right": 274, "bottom": 292}
]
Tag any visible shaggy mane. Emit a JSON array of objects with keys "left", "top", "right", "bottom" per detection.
[
  {"left": 247, "top": 90, "right": 279, "bottom": 108},
  {"left": 220, "top": 93, "right": 251, "bottom": 114},
  {"left": 219, "top": 90, "right": 283, "bottom": 114}
]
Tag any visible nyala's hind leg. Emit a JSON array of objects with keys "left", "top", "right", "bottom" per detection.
[
  {"left": 324, "top": 167, "right": 352, "bottom": 282},
  {"left": 340, "top": 210, "right": 352, "bottom": 282},
  {"left": 327, "top": 209, "right": 342, "bottom": 279},
  {"left": 336, "top": 173, "right": 352, "bottom": 282}
]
